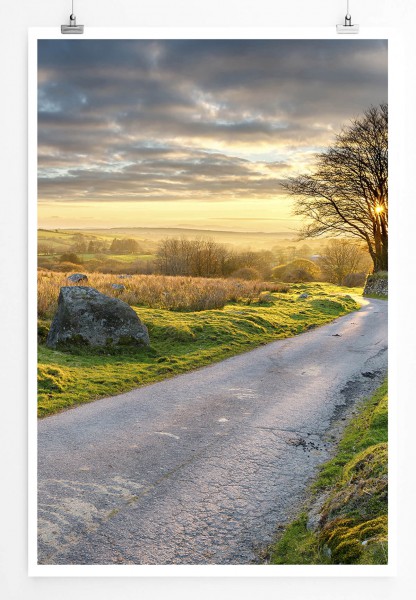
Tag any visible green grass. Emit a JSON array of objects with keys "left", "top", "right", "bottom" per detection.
[
  {"left": 268, "top": 380, "right": 388, "bottom": 565},
  {"left": 364, "top": 293, "right": 388, "bottom": 301},
  {"left": 107, "top": 254, "right": 154, "bottom": 262},
  {"left": 37, "top": 282, "right": 360, "bottom": 418}
]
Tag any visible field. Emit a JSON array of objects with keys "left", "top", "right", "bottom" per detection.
[
  {"left": 38, "top": 226, "right": 299, "bottom": 252},
  {"left": 38, "top": 271, "right": 289, "bottom": 317},
  {"left": 37, "top": 227, "right": 332, "bottom": 274},
  {"left": 37, "top": 276, "right": 360, "bottom": 417},
  {"left": 268, "top": 380, "right": 388, "bottom": 565},
  {"left": 39, "top": 253, "right": 155, "bottom": 264}
]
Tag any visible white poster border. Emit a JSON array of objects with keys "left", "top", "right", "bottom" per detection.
[{"left": 28, "top": 26, "right": 399, "bottom": 578}]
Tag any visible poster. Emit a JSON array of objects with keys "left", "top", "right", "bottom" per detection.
[{"left": 29, "top": 29, "right": 390, "bottom": 575}]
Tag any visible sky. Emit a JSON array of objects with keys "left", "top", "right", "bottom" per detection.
[{"left": 37, "top": 39, "right": 387, "bottom": 232}]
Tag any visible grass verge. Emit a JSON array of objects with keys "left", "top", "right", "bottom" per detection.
[
  {"left": 268, "top": 380, "right": 388, "bottom": 565},
  {"left": 37, "top": 282, "right": 360, "bottom": 418},
  {"left": 364, "top": 294, "right": 388, "bottom": 301}
]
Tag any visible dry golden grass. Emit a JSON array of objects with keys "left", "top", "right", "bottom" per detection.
[{"left": 37, "top": 270, "right": 288, "bottom": 318}]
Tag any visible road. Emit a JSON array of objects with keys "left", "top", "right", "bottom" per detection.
[{"left": 38, "top": 298, "right": 387, "bottom": 565}]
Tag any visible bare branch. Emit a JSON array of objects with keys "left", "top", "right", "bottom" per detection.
[{"left": 283, "top": 104, "right": 388, "bottom": 272}]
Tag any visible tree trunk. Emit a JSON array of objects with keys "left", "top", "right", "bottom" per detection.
[{"left": 372, "top": 231, "right": 388, "bottom": 272}]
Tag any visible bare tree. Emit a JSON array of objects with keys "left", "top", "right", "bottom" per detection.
[
  {"left": 284, "top": 104, "right": 388, "bottom": 272},
  {"left": 319, "top": 239, "right": 371, "bottom": 285},
  {"left": 156, "top": 237, "right": 229, "bottom": 277},
  {"left": 156, "top": 238, "right": 188, "bottom": 275}
]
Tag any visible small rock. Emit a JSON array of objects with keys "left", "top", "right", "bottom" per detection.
[
  {"left": 67, "top": 273, "right": 88, "bottom": 283},
  {"left": 119, "top": 274, "right": 132, "bottom": 279},
  {"left": 111, "top": 283, "right": 126, "bottom": 291},
  {"left": 298, "top": 293, "right": 309, "bottom": 299}
]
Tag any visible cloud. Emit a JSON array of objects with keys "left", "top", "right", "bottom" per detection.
[
  {"left": 37, "top": 39, "right": 388, "bottom": 204},
  {"left": 38, "top": 146, "right": 288, "bottom": 202}
]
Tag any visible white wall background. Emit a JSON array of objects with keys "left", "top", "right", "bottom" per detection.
[{"left": 1, "top": 1, "right": 415, "bottom": 599}]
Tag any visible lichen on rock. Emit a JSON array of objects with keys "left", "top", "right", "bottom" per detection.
[
  {"left": 363, "top": 273, "right": 388, "bottom": 297},
  {"left": 46, "top": 286, "right": 149, "bottom": 349}
]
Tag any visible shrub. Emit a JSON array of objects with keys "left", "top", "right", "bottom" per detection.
[
  {"left": 343, "top": 272, "right": 367, "bottom": 288},
  {"left": 229, "top": 267, "right": 262, "bottom": 281},
  {"left": 272, "top": 259, "right": 321, "bottom": 283},
  {"left": 52, "top": 261, "right": 82, "bottom": 273},
  {"left": 59, "top": 253, "right": 82, "bottom": 265}
]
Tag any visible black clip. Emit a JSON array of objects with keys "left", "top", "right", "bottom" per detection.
[{"left": 61, "top": 2, "right": 84, "bottom": 34}]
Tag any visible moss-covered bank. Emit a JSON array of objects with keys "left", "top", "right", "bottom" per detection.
[{"left": 268, "top": 380, "right": 388, "bottom": 565}]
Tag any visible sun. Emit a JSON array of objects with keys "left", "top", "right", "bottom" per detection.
[{"left": 374, "top": 205, "right": 384, "bottom": 214}]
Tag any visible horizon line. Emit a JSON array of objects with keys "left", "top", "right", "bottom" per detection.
[{"left": 38, "top": 225, "right": 299, "bottom": 235}]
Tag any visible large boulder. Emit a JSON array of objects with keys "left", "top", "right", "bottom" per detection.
[{"left": 46, "top": 286, "right": 149, "bottom": 349}]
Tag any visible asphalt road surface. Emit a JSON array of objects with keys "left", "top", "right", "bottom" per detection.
[{"left": 38, "top": 298, "right": 387, "bottom": 565}]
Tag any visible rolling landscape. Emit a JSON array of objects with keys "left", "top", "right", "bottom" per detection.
[
  {"left": 35, "top": 39, "right": 388, "bottom": 568},
  {"left": 38, "top": 226, "right": 325, "bottom": 273}
]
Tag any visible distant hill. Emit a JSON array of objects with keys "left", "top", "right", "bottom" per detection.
[{"left": 38, "top": 226, "right": 298, "bottom": 251}]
